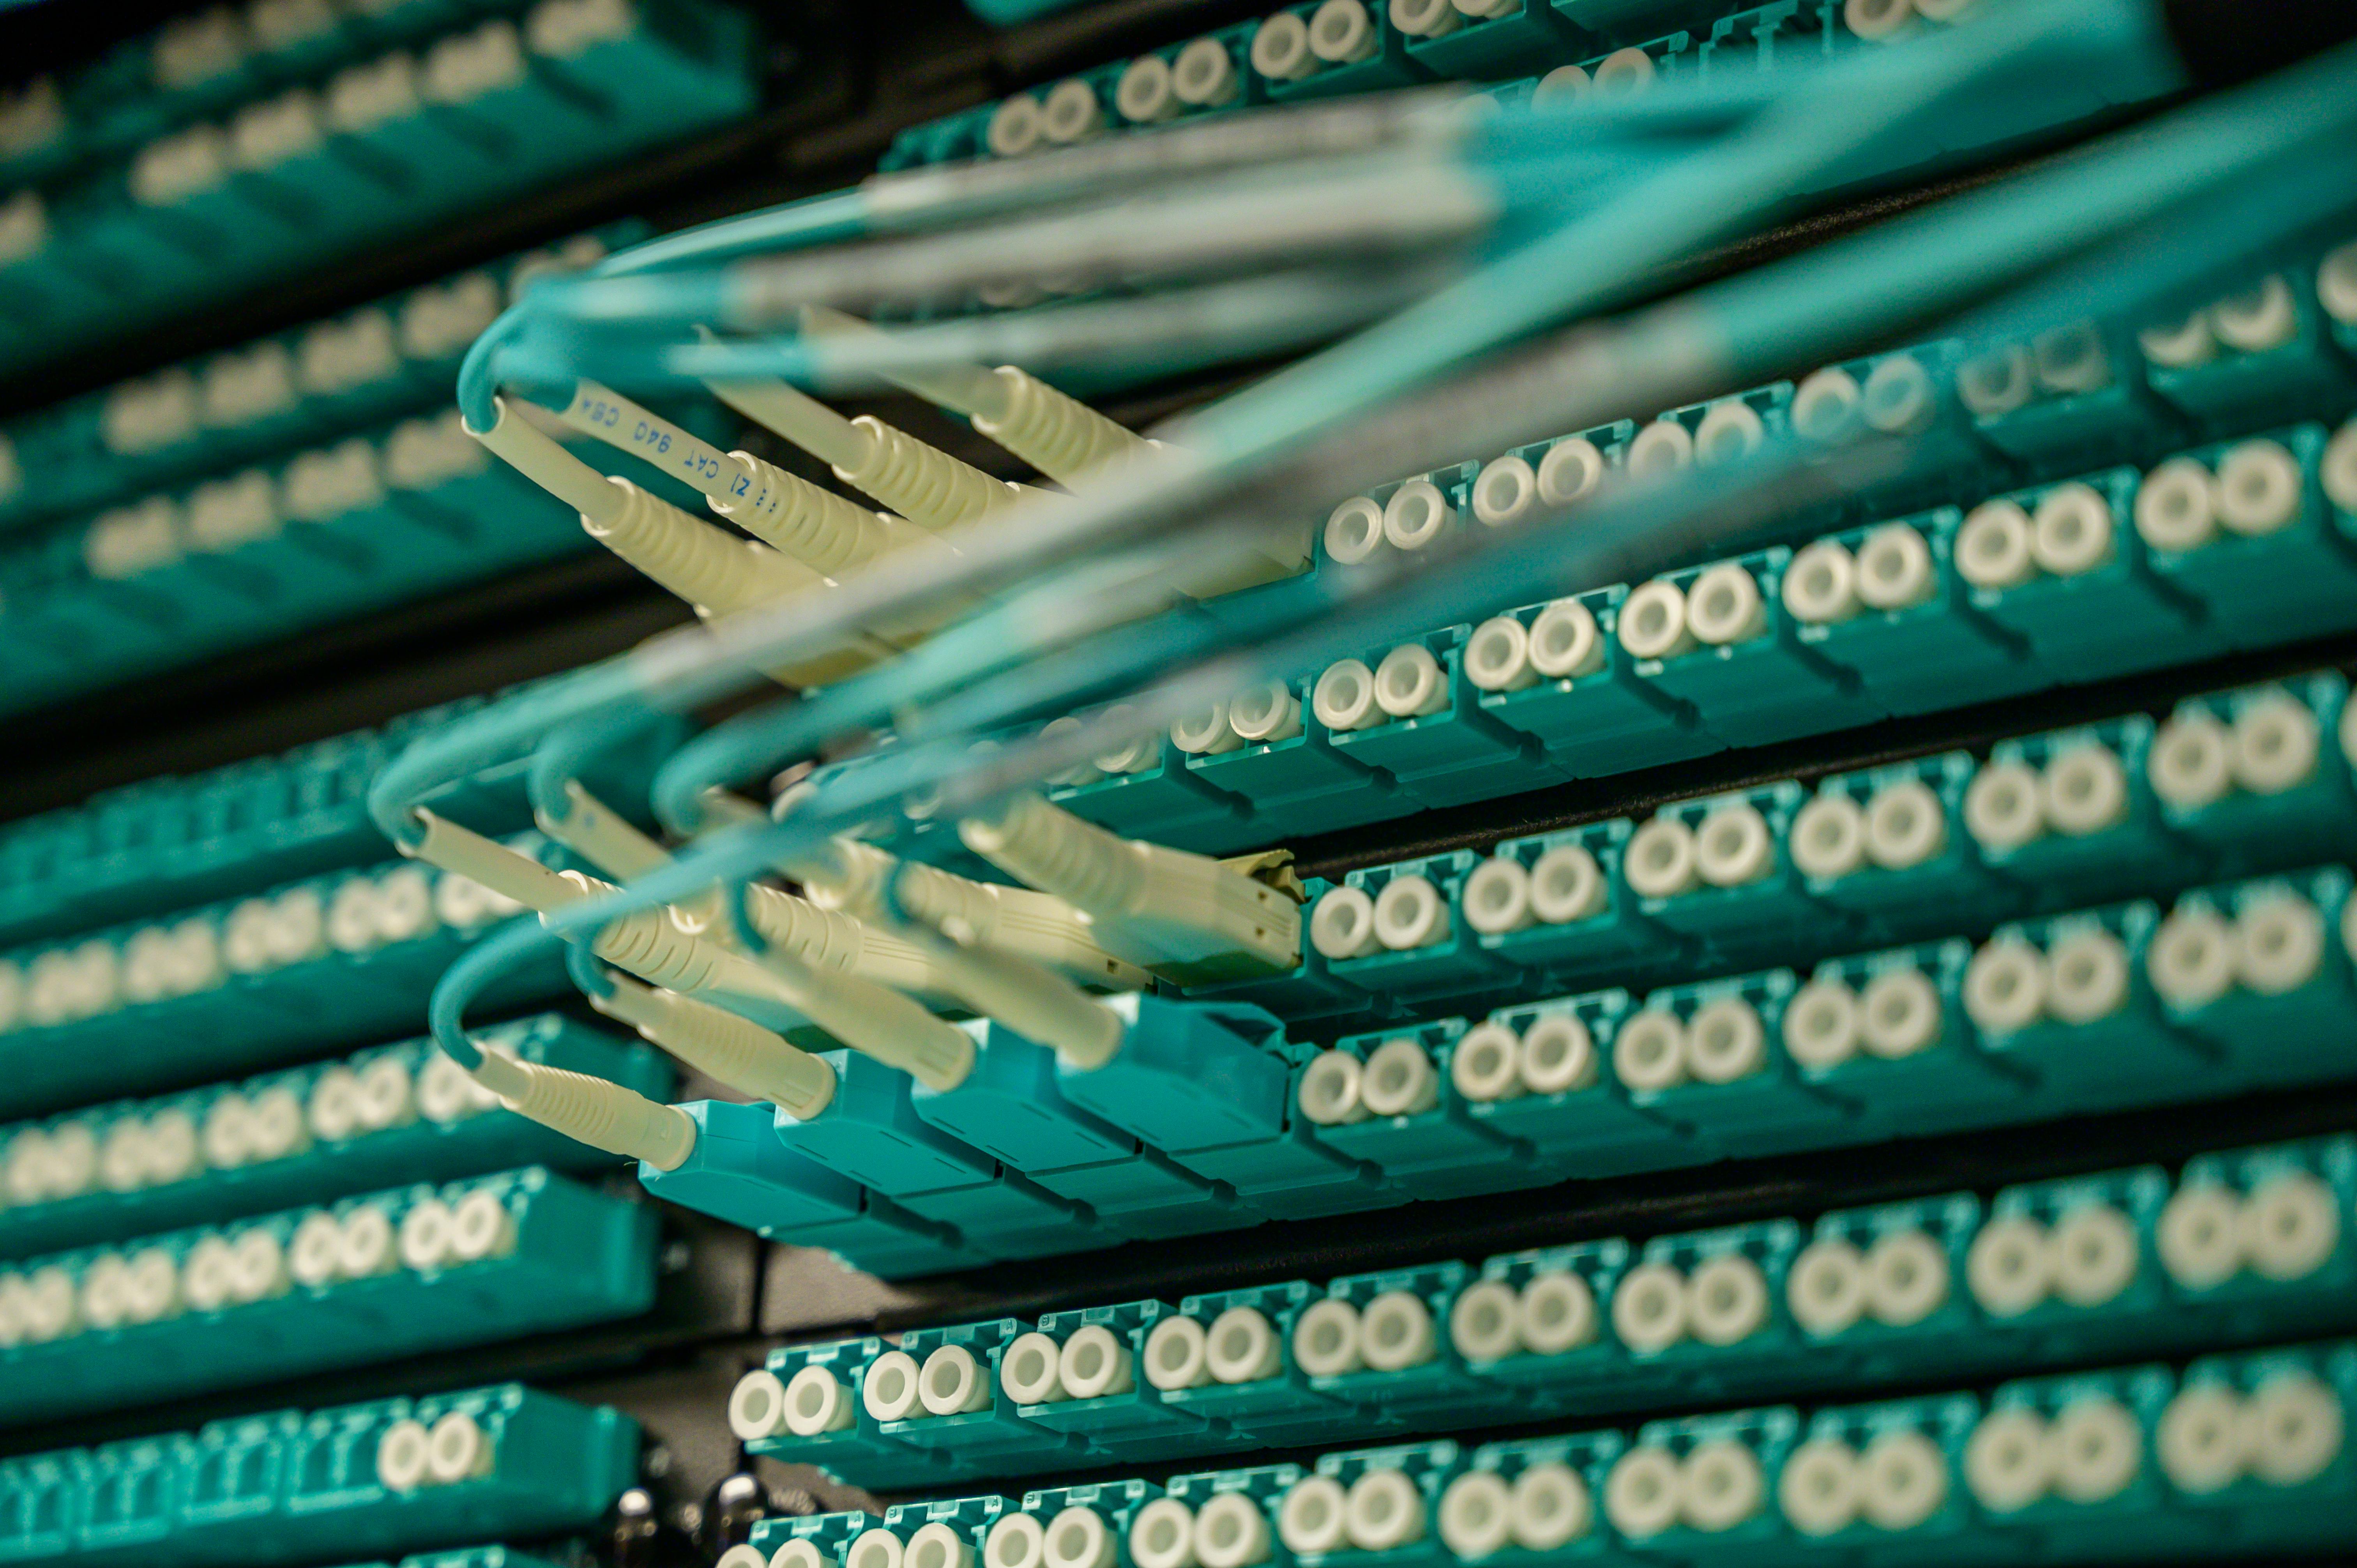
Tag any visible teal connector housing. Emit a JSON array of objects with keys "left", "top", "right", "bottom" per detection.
[
  {"left": 1948, "top": 466, "right": 2221, "bottom": 683},
  {"left": 1404, "top": 0, "right": 1585, "bottom": 78},
  {"left": 1954, "top": 325, "right": 2167, "bottom": 469},
  {"left": 1303, "top": 1264, "right": 1530, "bottom": 1429},
  {"left": 1466, "top": 989, "right": 1698, "bottom": 1175},
  {"left": 0, "top": 849, "right": 569, "bottom": 1118},
  {"left": 1305, "top": 1023, "right": 1533, "bottom": 1199},
  {"left": 0, "top": 0, "right": 758, "bottom": 380},
  {"left": 1463, "top": 821, "right": 1689, "bottom": 984},
  {"left": 1255, "top": 1, "right": 1432, "bottom": 102},
  {"left": 2138, "top": 424, "right": 2357, "bottom": 648},
  {"left": 1630, "top": 549, "right": 1885, "bottom": 749},
  {"left": 747, "top": 1511, "right": 888, "bottom": 1567},
  {"left": 1610, "top": 1406, "right": 1799, "bottom": 1558},
  {"left": 0, "top": 672, "right": 671, "bottom": 948},
  {"left": 2150, "top": 867, "right": 2357, "bottom": 1090},
  {"left": 772, "top": 1049, "right": 1102, "bottom": 1261},
  {"left": 0, "top": 1012, "right": 672, "bottom": 1259},
  {"left": 1052, "top": 734, "right": 1249, "bottom": 855},
  {"left": 1790, "top": 754, "right": 2022, "bottom": 939},
  {"left": 2147, "top": 274, "right": 2355, "bottom": 429},
  {"left": 884, "top": 1319, "right": 1094, "bottom": 1473},
  {"left": 2149, "top": 674, "right": 2355, "bottom": 865},
  {"left": 1792, "top": 508, "right": 2046, "bottom": 715},
  {"left": 1968, "top": 901, "right": 2223, "bottom": 1111},
  {"left": 1153, "top": 1282, "right": 1369, "bottom": 1445},
  {"left": 915, "top": 1023, "right": 1240, "bottom": 1240},
  {"left": 0, "top": 1382, "right": 635, "bottom": 1565},
  {"left": 638, "top": 1099, "right": 977, "bottom": 1278},
  {"left": 1975, "top": 1166, "right": 2171, "bottom": 1367},
  {"left": 2163, "top": 1137, "right": 2355, "bottom": 1337},
  {"left": 736, "top": 1341, "right": 966, "bottom": 1491},
  {"left": 1058, "top": 998, "right": 1372, "bottom": 1221},
  {"left": 1789, "top": 1193, "right": 1985, "bottom": 1382},
  {"left": 1327, "top": 628, "right": 1567, "bottom": 810},
  {"left": 1457, "top": 1241, "right": 1629, "bottom": 1414},
  {"left": 0, "top": 406, "right": 728, "bottom": 720},
  {"left": 1625, "top": 783, "right": 1858, "bottom": 965},
  {"left": 0, "top": 224, "right": 646, "bottom": 539},
  {"left": 1475, "top": 585, "right": 1725, "bottom": 778},
  {"left": 1014, "top": 1303, "right": 1222, "bottom": 1460},
  {"left": 1777, "top": 942, "right": 2032, "bottom": 1137},
  {"left": 1613, "top": 971, "right": 1859, "bottom": 1157},
  {"left": 0, "top": 1166, "right": 657, "bottom": 1422},
  {"left": 1186, "top": 683, "right": 1418, "bottom": 843},
  {"left": 1976, "top": 720, "right": 2203, "bottom": 904},
  {"left": 1326, "top": 854, "right": 1526, "bottom": 1004}
]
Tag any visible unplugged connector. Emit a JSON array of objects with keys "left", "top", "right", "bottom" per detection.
[{"left": 958, "top": 793, "right": 1301, "bottom": 985}]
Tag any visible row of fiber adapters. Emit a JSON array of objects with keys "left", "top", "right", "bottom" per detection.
[
  {"left": 0, "top": 671, "right": 680, "bottom": 951},
  {"left": 0, "top": 1381, "right": 636, "bottom": 1566},
  {"left": 1200, "top": 666, "right": 2352, "bottom": 1038},
  {"left": 0, "top": 222, "right": 635, "bottom": 535},
  {"left": 0, "top": 1164, "right": 657, "bottom": 1424},
  {"left": 1279, "top": 859, "right": 2357, "bottom": 1198},
  {"left": 1002, "top": 409, "right": 2357, "bottom": 867},
  {"left": 0, "top": 0, "right": 757, "bottom": 378},
  {"left": 728, "top": 1128, "right": 2356, "bottom": 1485},
  {"left": 0, "top": 0, "right": 598, "bottom": 188},
  {"left": 887, "top": 0, "right": 2028, "bottom": 178},
  {"left": 646, "top": 857, "right": 2357, "bottom": 1278},
  {"left": 1319, "top": 244, "right": 2357, "bottom": 583},
  {"left": 0, "top": 841, "right": 571, "bottom": 1119},
  {"left": 0, "top": 1012, "right": 671, "bottom": 1259},
  {"left": 0, "top": 407, "right": 719, "bottom": 719},
  {"left": 730, "top": 1336, "right": 2357, "bottom": 1568}
]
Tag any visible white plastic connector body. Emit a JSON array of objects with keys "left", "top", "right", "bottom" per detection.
[
  {"left": 793, "top": 832, "right": 1147, "bottom": 989},
  {"left": 466, "top": 1045, "right": 695, "bottom": 1170},
  {"left": 403, "top": 810, "right": 974, "bottom": 1088},
  {"left": 959, "top": 793, "right": 1300, "bottom": 985},
  {"left": 591, "top": 973, "right": 837, "bottom": 1118}
]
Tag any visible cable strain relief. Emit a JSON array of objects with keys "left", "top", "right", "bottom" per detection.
[
  {"left": 835, "top": 416, "right": 1015, "bottom": 531},
  {"left": 973, "top": 368, "right": 1152, "bottom": 484}
]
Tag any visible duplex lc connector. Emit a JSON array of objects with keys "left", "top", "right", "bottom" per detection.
[
  {"left": 589, "top": 970, "right": 836, "bottom": 1118},
  {"left": 958, "top": 793, "right": 1302, "bottom": 985},
  {"left": 700, "top": 371, "right": 1020, "bottom": 531},
  {"left": 403, "top": 810, "right": 974, "bottom": 1089},
  {"left": 799, "top": 304, "right": 1154, "bottom": 485}
]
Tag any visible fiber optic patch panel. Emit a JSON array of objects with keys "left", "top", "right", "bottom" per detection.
[
  {"left": 0, "top": 401, "right": 746, "bottom": 717},
  {"left": 881, "top": 0, "right": 1914, "bottom": 171},
  {"left": 0, "top": 841, "right": 569, "bottom": 1116},
  {"left": 734, "top": 1337, "right": 2356, "bottom": 1568},
  {"left": 0, "top": 1164, "right": 658, "bottom": 1421},
  {"left": 0, "top": 681, "right": 678, "bottom": 947},
  {"left": 0, "top": 1012, "right": 670, "bottom": 1257},
  {"left": 0, "top": 223, "right": 640, "bottom": 534},
  {"left": 651, "top": 657, "right": 2357, "bottom": 1270},
  {"left": 855, "top": 251, "right": 2357, "bottom": 867},
  {"left": 0, "top": 1381, "right": 637, "bottom": 1564},
  {"left": 731, "top": 1129, "right": 2355, "bottom": 1482},
  {"left": 0, "top": 0, "right": 759, "bottom": 374}
]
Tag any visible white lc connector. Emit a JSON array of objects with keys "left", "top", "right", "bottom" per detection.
[
  {"left": 591, "top": 971, "right": 837, "bottom": 1118},
  {"left": 405, "top": 810, "right": 974, "bottom": 1089},
  {"left": 700, "top": 371, "right": 1019, "bottom": 531},
  {"left": 800, "top": 304, "right": 1154, "bottom": 485},
  {"left": 959, "top": 793, "right": 1301, "bottom": 985}
]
